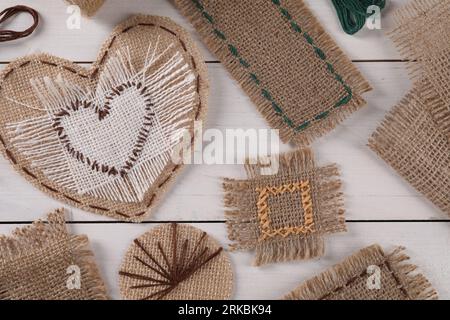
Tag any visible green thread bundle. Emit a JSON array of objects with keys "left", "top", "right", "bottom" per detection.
[{"left": 331, "top": 0, "right": 386, "bottom": 35}]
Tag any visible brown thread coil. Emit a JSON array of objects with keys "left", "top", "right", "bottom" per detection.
[{"left": 0, "top": 5, "right": 39, "bottom": 43}]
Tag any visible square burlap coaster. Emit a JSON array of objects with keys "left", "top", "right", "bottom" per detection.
[
  {"left": 224, "top": 149, "right": 346, "bottom": 266},
  {"left": 283, "top": 244, "right": 438, "bottom": 300},
  {"left": 0, "top": 209, "right": 108, "bottom": 300},
  {"left": 175, "top": 0, "right": 371, "bottom": 145}
]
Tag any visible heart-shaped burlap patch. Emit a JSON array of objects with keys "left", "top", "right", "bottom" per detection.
[{"left": 0, "top": 16, "right": 208, "bottom": 221}]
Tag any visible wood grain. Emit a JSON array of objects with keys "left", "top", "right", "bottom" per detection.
[{"left": 0, "top": 0, "right": 448, "bottom": 300}]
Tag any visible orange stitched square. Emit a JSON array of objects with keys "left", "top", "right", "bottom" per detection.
[{"left": 255, "top": 180, "right": 315, "bottom": 242}]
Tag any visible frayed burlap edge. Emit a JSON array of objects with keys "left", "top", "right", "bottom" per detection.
[
  {"left": 388, "top": 0, "right": 450, "bottom": 141},
  {"left": 283, "top": 244, "right": 438, "bottom": 300},
  {"left": 0, "top": 208, "right": 109, "bottom": 300},
  {"left": 254, "top": 234, "right": 325, "bottom": 267},
  {"left": 64, "top": 0, "right": 105, "bottom": 17},
  {"left": 368, "top": 88, "right": 450, "bottom": 215},
  {"left": 0, "top": 15, "right": 209, "bottom": 222},
  {"left": 174, "top": 0, "right": 371, "bottom": 146},
  {"left": 224, "top": 148, "right": 346, "bottom": 266}
]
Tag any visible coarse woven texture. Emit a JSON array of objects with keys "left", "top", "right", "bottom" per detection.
[
  {"left": 64, "top": 0, "right": 105, "bottom": 16},
  {"left": 283, "top": 244, "right": 438, "bottom": 300},
  {"left": 119, "top": 223, "right": 233, "bottom": 300},
  {"left": 224, "top": 148, "right": 346, "bottom": 266},
  {"left": 0, "top": 209, "right": 108, "bottom": 300},
  {"left": 388, "top": 0, "right": 450, "bottom": 141},
  {"left": 174, "top": 0, "right": 371, "bottom": 145},
  {"left": 369, "top": 88, "right": 450, "bottom": 215},
  {"left": 0, "top": 15, "right": 208, "bottom": 222}
]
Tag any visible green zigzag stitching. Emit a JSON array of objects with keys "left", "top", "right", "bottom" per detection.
[{"left": 191, "top": 0, "right": 353, "bottom": 133}]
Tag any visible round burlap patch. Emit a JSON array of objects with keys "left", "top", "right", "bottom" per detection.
[{"left": 119, "top": 224, "right": 233, "bottom": 300}]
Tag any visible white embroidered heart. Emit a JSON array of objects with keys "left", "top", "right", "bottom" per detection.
[
  {"left": 0, "top": 16, "right": 208, "bottom": 221},
  {"left": 53, "top": 81, "right": 157, "bottom": 177},
  {"left": 6, "top": 39, "right": 197, "bottom": 203}
]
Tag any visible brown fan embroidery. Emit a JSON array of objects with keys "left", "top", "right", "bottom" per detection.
[{"left": 119, "top": 224, "right": 227, "bottom": 300}]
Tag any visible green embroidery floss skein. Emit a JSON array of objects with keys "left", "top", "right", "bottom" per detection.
[{"left": 331, "top": 0, "right": 386, "bottom": 35}]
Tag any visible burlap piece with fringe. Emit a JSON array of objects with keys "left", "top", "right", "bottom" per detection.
[
  {"left": 0, "top": 16, "right": 208, "bottom": 222},
  {"left": 64, "top": 0, "right": 105, "bottom": 16},
  {"left": 224, "top": 149, "right": 346, "bottom": 266},
  {"left": 174, "top": 0, "right": 371, "bottom": 145},
  {"left": 369, "top": 88, "right": 450, "bottom": 215},
  {"left": 119, "top": 223, "right": 233, "bottom": 300},
  {"left": 283, "top": 244, "right": 438, "bottom": 300},
  {"left": 369, "top": 0, "right": 450, "bottom": 216},
  {"left": 0, "top": 209, "right": 108, "bottom": 300},
  {"left": 388, "top": 0, "right": 450, "bottom": 141}
]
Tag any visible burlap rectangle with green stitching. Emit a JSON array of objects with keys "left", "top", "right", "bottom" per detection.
[{"left": 175, "top": 0, "right": 371, "bottom": 145}]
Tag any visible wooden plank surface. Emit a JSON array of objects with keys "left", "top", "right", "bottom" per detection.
[
  {"left": 0, "top": 0, "right": 407, "bottom": 62},
  {"left": 0, "top": 222, "right": 448, "bottom": 300},
  {"left": 0, "top": 0, "right": 448, "bottom": 300}
]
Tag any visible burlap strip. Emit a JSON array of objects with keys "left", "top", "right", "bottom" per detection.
[
  {"left": 283, "top": 244, "right": 438, "bottom": 300},
  {"left": 174, "top": 0, "right": 371, "bottom": 145}
]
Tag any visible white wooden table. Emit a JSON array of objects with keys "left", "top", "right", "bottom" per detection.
[{"left": 0, "top": 0, "right": 448, "bottom": 300}]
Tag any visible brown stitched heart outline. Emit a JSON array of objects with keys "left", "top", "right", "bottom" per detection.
[
  {"left": 52, "top": 80, "right": 156, "bottom": 177},
  {"left": 0, "top": 16, "right": 208, "bottom": 221}
]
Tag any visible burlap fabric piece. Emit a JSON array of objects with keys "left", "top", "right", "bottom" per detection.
[
  {"left": 0, "top": 209, "right": 108, "bottom": 300},
  {"left": 174, "top": 0, "right": 371, "bottom": 145},
  {"left": 283, "top": 244, "right": 438, "bottom": 300},
  {"left": 369, "top": 88, "right": 450, "bottom": 215},
  {"left": 119, "top": 223, "right": 233, "bottom": 300},
  {"left": 224, "top": 148, "right": 346, "bottom": 266},
  {"left": 0, "top": 15, "right": 208, "bottom": 222},
  {"left": 64, "top": 0, "right": 105, "bottom": 17},
  {"left": 388, "top": 0, "right": 450, "bottom": 141}
]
